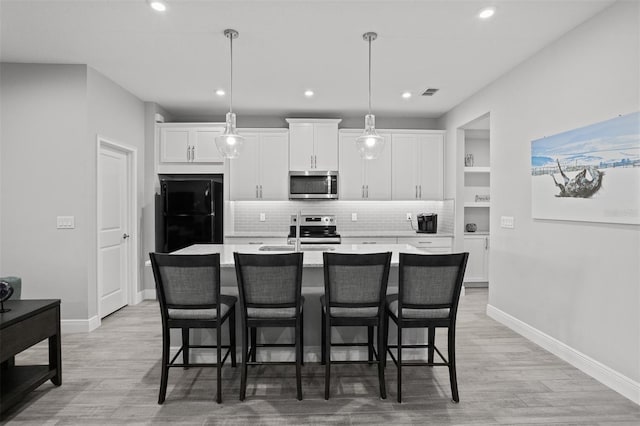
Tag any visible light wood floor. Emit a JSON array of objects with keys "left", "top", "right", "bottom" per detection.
[{"left": 3, "top": 289, "right": 639, "bottom": 425}]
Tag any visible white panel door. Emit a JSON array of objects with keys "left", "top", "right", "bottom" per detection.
[
  {"left": 391, "top": 134, "right": 419, "bottom": 199},
  {"left": 259, "top": 132, "right": 289, "bottom": 200},
  {"left": 99, "top": 145, "right": 130, "bottom": 317},
  {"left": 418, "top": 134, "right": 444, "bottom": 200},
  {"left": 193, "top": 128, "right": 224, "bottom": 162},
  {"left": 229, "top": 133, "right": 260, "bottom": 200},
  {"left": 314, "top": 123, "right": 338, "bottom": 170},
  {"left": 364, "top": 133, "right": 392, "bottom": 200},
  {"left": 339, "top": 133, "right": 365, "bottom": 199},
  {"left": 464, "top": 235, "right": 489, "bottom": 282},
  {"left": 160, "top": 128, "right": 191, "bottom": 162},
  {"left": 289, "top": 123, "right": 314, "bottom": 170}
]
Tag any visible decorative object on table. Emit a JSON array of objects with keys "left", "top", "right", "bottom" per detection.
[
  {"left": 531, "top": 111, "right": 640, "bottom": 224},
  {"left": 0, "top": 280, "right": 14, "bottom": 313},
  {"left": 465, "top": 153, "right": 474, "bottom": 167},
  {"left": 465, "top": 223, "right": 477, "bottom": 232},
  {"left": 215, "top": 29, "right": 245, "bottom": 159},
  {"left": 355, "top": 31, "right": 385, "bottom": 160},
  {"left": 475, "top": 194, "right": 490, "bottom": 202}
]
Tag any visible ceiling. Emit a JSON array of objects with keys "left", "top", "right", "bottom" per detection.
[{"left": 0, "top": 0, "right": 615, "bottom": 120}]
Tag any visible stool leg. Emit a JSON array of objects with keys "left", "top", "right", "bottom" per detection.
[
  {"left": 428, "top": 326, "right": 435, "bottom": 365},
  {"left": 182, "top": 328, "right": 189, "bottom": 369},
  {"left": 159, "top": 326, "right": 170, "bottom": 404},
  {"left": 321, "top": 309, "right": 326, "bottom": 365},
  {"left": 250, "top": 327, "right": 257, "bottom": 363},
  {"left": 368, "top": 326, "right": 374, "bottom": 363},
  {"left": 240, "top": 324, "right": 248, "bottom": 401},
  {"left": 324, "top": 317, "right": 331, "bottom": 400},
  {"left": 295, "top": 317, "right": 302, "bottom": 401},
  {"left": 448, "top": 325, "right": 459, "bottom": 403},
  {"left": 300, "top": 310, "right": 305, "bottom": 366},
  {"left": 216, "top": 323, "right": 222, "bottom": 404},
  {"left": 229, "top": 307, "right": 237, "bottom": 368},
  {"left": 377, "top": 319, "right": 387, "bottom": 400},
  {"left": 397, "top": 324, "right": 402, "bottom": 403}
]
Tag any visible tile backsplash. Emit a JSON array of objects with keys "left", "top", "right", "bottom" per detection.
[{"left": 230, "top": 200, "right": 454, "bottom": 235}]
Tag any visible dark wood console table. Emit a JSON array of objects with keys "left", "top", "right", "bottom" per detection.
[{"left": 0, "top": 299, "right": 61, "bottom": 414}]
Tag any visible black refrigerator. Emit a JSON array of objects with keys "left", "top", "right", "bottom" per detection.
[{"left": 156, "top": 174, "right": 223, "bottom": 253}]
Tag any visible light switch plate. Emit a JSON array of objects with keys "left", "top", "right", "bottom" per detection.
[
  {"left": 500, "top": 216, "right": 514, "bottom": 229},
  {"left": 259, "top": 213, "right": 266, "bottom": 222},
  {"left": 351, "top": 213, "right": 358, "bottom": 221},
  {"left": 57, "top": 216, "right": 75, "bottom": 229}
]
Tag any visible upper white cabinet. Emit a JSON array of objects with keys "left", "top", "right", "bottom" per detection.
[
  {"left": 229, "top": 129, "right": 289, "bottom": 200},
  {"left": 391, "top": 131, "right": 444, "bottom": 200},
  {"left": 159, "top": 125, "right": 225, "bottom": 163},
  {"left": 339, "top": 130, "right": 391, "bottom": 200},
  {"left": 286, "top": 119, "right": 341, "bottom": 171}
]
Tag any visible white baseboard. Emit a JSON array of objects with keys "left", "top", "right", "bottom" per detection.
[
  {"left": 62, "top": 315, "right": 100, "bottom": 333},
  {"left": 139, "top": 289, "right": 156, "bottom": 301},
  {"left": 486, "top": 304, "right": 640, "bottom": 405}
]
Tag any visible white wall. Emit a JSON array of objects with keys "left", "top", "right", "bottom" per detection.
[
  {"left": 0, "top": 64, "right": 89, "bottom": 318},
  {"left": 87, "top": 67, "right": 145, "bottom": 318},
  {"left": 441, "top": 1, "right": 639, "bottom": 398},
  {"left": 0, "top": 63, "right": 146, "bottom": 324}
]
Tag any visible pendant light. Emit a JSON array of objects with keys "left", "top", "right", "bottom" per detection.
[
  {"left": 215, "top": 29, "right": 245, "bottom": 159},
  {"left": 355, "top": 31, "right": 385, "bottom": 160}
]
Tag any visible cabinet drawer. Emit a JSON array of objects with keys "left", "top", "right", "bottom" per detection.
[{"left": 397, "top": 237, "right": 452, "bottom": 248}]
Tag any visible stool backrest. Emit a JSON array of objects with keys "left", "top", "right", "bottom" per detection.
[
  {"left": 398, "top": 252, "right": 469, "bottom": 313},
  {"left": 149, "top": 253, "right": 221, "bottom": 313},
  {"left": 323, "top": 252, "right": 392, "bottom": 312},
  {"left": 234, "top": 252, "right": 304, "bottom": 311}
]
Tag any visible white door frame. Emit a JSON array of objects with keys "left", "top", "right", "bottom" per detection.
[{"left": 96, "top": 135, "right": 138, "bottom": 321}]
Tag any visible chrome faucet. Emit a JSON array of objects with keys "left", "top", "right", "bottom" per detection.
[{"left": 295, "top": 210, "right": 301, "bottom": 252}]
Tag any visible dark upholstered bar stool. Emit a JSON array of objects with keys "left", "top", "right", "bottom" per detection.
[
  {"left": 234, "top": 252, "right": 304, "bottom": 401},
  {"left": 321, "top": 252, "right": 391, "bottom": 400},
  {"left": 149, "top": 253, "right": 237, "bottom": 404},
  {"left": 385, "top": 252, "right": 468, "bottom": 403}
]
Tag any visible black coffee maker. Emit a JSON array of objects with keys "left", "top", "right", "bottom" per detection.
[{"left": 417, "top": 213, "right": 438, "bottom": 233}]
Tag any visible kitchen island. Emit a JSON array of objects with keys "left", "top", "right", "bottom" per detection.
[{"left": 167, "top": 243, "right": 440, "bottom": 362}]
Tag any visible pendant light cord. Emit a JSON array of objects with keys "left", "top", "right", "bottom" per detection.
[
  {"left": 229, "top": 34, "right": 234, "bottom": 114},
  {"left": 367, "top": 35, "right": 372, "bottom": 115}
]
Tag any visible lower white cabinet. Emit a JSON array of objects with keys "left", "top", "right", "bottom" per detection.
[
  {"left": 397, "top": 236, "right": 453, "bottom": 253},
  {"left": 463, "top": 235, "right": 489, "bottom": 282}
]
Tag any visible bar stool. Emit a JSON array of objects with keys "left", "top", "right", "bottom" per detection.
[
  {"left": 385, "top": 252, "right": 468, "bottom": 403},
  {"left": 234, "top": 252, "right": 304, "bottom": 401},
  {"left": 149, "top": 253, "right": 237, "bottom": 404},
  {"left": 321, "top": 251, "right": 391, "bottom": 400}
]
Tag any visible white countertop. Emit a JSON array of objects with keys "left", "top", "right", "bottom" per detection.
[
  {"left": 225, "top": 231, "right": 454, "bottom": 238},
  {"left": 171, "top": 243, "right": 426, "bottom": 267}
]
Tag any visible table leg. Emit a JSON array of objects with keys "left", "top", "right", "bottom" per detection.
[{"left": 49, "top": 306, "right": 62, "bottom": 386}]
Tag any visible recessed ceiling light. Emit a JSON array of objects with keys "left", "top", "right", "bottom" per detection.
[
  {"left": 216, "top": 89, "right": 225, "bottom": 96},
  {"left": 478, "top": 7, "right": 495, "bottom": 19},
  {"left": 304, "top": 90, "right": 314, "bottom": 97},
  {"left": 149, "top": 1, "right": 167, "bottom": 12},
  {"left": 402, "top": 92, "right": 412, "bottom": 99}
]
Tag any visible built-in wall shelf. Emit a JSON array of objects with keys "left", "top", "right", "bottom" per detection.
[
  {"left": 464, "top": 202, "right": 490, "bottom": 208},
  {"left": 464, "top": 166, "right": 490, "bottom": 173}
]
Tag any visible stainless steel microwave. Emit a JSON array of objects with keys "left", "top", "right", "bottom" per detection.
[{"left": 289, "top": 171, "right": 338, "bottom": 200}]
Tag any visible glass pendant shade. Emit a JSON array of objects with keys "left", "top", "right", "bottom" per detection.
[
  {"left": 355, "top": 114, "right": 385, "bottom": 160},
  {"left": 215, "top": 112, "right": 244, "bottom": 159}
]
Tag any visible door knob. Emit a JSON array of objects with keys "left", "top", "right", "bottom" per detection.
[{"left": 123, "top": 233, "right": 130, "bottom": 239}]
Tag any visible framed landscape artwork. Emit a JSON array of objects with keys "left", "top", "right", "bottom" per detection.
[{"left": 531, "top": 111, "right": 640, "bottom": 225}]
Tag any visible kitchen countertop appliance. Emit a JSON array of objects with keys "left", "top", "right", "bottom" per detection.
[
  {"left": 287, "top": 214, "right": 341, "bottom": 244},
  {"left": 417, "top": 213, "right": 438, "bottom": 234}
]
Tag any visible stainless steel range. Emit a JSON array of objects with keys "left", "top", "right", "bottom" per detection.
[{"left": 287, "top": 214, "right": 341, "bottom": 244}]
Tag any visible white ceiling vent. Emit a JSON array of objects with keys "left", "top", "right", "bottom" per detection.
[{"left": 421, "top": 88, "right": 439, "bottom": 96}]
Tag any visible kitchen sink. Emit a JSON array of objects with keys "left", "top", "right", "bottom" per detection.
[
  {"left": 258, "top": 245, "right": 295, "bottom": 251},
  {"left": 257, "top": 244, "right": 336, "bottom": 252}
]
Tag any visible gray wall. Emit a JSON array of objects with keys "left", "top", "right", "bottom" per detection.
[
  {"left": 0, "top": 63, "right": 146, "bottom": 322},
  {"left": 441, "top": 1, "right": 639, "bottom": 384},
  {"left": 0, "top": 63, "right": 90, "bottom": 318}
]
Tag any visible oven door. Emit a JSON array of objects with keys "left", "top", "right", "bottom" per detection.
[{"left": 289, "top": 171, "right": 338, "bottom": 199}]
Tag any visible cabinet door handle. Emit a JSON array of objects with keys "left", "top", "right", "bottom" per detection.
[
  {"left": 191, "top": 146, "right": 195, "bottom": 161},
  {"left": 187, "top": 146, "right": 190, "bottom": 161},
  {"left": 256, "top": 185, "right": 259, "bottom": 198},
  {"left": 417, "top": 241, "right": 432, "bottom": 245},
  {"left": 310, "top": 155, "right": 313, "bottom": 169},
  {"left": 415, "top": 185, "right": 418, "bottom": 199},
  {"left": 362, "top": 185, "right": 364, "bottom": 198},
  {"left": 485, "top": 237, "right": 488, "bottom": 250},
  {"left": 362, "top": 241, "right": 377, "bottom": 244},
  {"left": 260, "top": 185, "right": 263, "bottom": 199},
  {"left": 248, "top": 242, "right": 263, "bottom": 245},
  {"left": 419, "top": 185, "right": 422, "bottom": 199},
  {"left": 366, "top": 185, "right": 369, "bottom": 198}
]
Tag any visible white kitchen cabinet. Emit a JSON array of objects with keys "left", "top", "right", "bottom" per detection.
[
  {"left": 463, "top": 235, "right": 489, "bottom": 282},
  {"left": 159, "top": 125, "right": 225, "bottom": 163},
  {"left": 286, "top": 119, "right": 341, "bottom": 171},
  {"left": 391, "top": 131, "right": 444, "bottom": 200},
  {"left": 229, "top": 130, "right": 289, "bottom": 200},
  {"left": 341, "top": 237, "right": 397, "bottom": 245},
  {"left": 338, "top": 131, "right": 391, "bottom": 200},
  {"left": 397, "top": 236, "right": 453, "bottom": 253}
]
